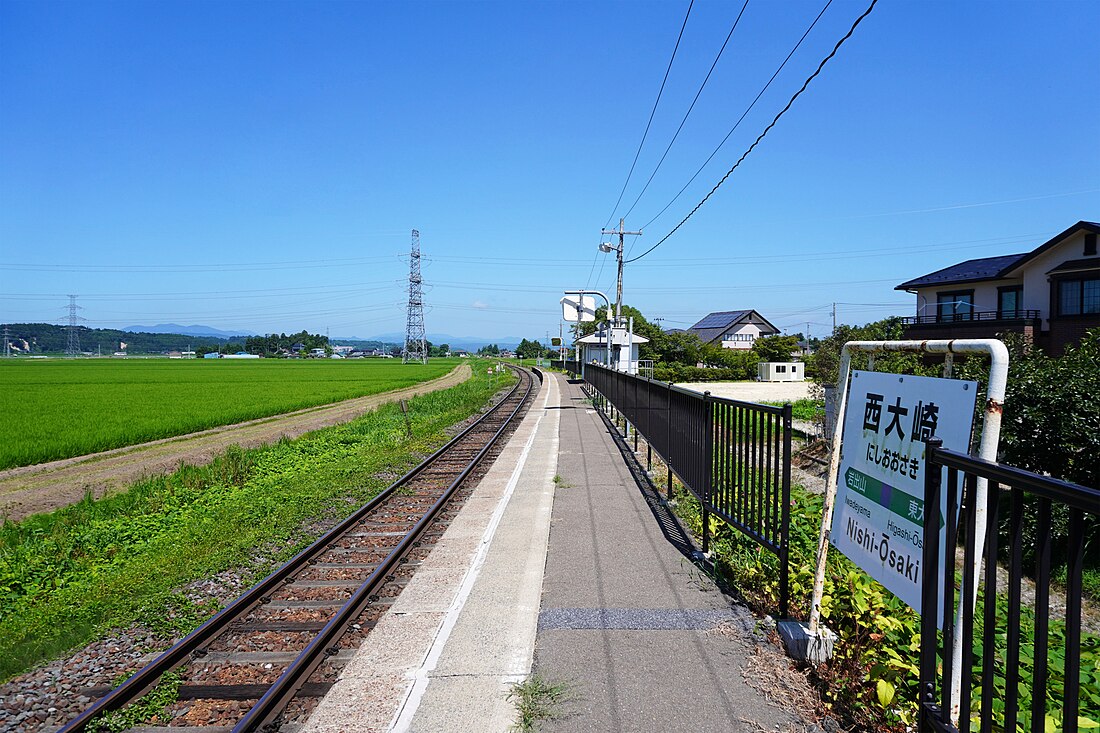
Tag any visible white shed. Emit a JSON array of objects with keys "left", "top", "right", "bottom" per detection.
[
  {"left": 578, "top": 326, "right": 649, "bottom": 374},
  {"left": 758, "top": 361, "right": 805, "bottom": 382}
]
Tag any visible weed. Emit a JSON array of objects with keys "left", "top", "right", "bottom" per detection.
[
  {"left": 508, "top": 674, "right": 571, "bottom": 732},
  {"left": 89, "top": 669, "right": 182, "bottom": 732},
  {"left": 762, "top": 398, "right": 824, "bottom": 423}
]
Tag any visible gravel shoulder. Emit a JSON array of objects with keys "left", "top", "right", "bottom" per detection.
[
  {"left": 0, "top": 364, "right": 472, "bottom": 523},
  {"left": 676, "top": 380, "right": 813, "bottom": 403}
]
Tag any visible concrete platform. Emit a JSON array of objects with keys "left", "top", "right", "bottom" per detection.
[
  {"left": 302, "top": 372, "right": 817, "bottom": 732},
  {"left": 302, "top": 372, "right": 560, "bottom": 733},
  {"left": 533, "top": 375, "right": 813, "bottom": 732}
]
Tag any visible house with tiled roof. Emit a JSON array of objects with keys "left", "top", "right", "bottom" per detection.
[
  {"left": 687, "top": 310, "right": 779, "bottom": 350},
  {"left": 895, "top": 220, "right": 1099, "bottom": 352}
]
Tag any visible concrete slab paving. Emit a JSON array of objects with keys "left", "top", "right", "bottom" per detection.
[{"left": 533, "top": 375, "right": 814, "bottom": 733}]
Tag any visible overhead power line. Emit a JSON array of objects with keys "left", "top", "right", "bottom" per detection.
[
  {"left": 589, "top": 0, "right": 693, "bottom": 290},
  {"left": 622, "top": 0, "right": 751, "bottom": 233},
  {"left": 626, "top": 0, "right": 879, "bottom": 264},
  {"left": 639, "top": 0, "right": 834, "bottom": 231},
  {"left": 602, "top": 0, "right": 695, "bottom": 229}
]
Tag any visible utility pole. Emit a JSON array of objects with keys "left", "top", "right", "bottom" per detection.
[
  {"left": 600, "top": 218, "right": 642, "bottom": 326},
  {"left": 831, "top": 303, "right": 837, "bottom": 335}
]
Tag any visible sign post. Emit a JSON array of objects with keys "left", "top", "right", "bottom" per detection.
[
  {"left": 562, "top": 290, "right": 612, "bottom": 371},
  {"left": 803, "top": 338, "right": 1007, "bottom": 727}
]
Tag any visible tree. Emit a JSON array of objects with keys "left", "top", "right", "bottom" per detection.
[
  {"left": 752, "top": 335, "right": 800, "bottom": 363},
  {"left": 658, "top": 329, "right": 706, "bottom": 366},
  {"left": 477, "top": 344, "right": 500, "bottom": 356},
  {"left": 806, "top": 317, "right": 938, "bottom": 385},
  {"left": 990, "top": 329, "right": 1099, "bottom": 487},
  {"left": 516, "top": 338, "right": 545, "bottom": 359}
]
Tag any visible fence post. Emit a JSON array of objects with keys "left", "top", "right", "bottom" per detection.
[
  {"left": 667, "top": 382, "right": 673, "bottom": 503},
  {"left": 701, "top": 391, "right": 713, "bottom": 556},
  {"left": 780, "top": 403, "right": 792, "bottom": 620},
  {"left": 919, "top": 438, "right": 944, "bottom": 732}
]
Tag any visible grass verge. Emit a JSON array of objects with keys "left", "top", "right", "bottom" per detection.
[
  {"left": 0, "top": 361, "right": 510, "bottom": 682},
  {"left": 508, "top": 674, "right": 571, "bottom": 732},
  {"left": 762, "top": 398, "right": 823, "bottom": 423}
]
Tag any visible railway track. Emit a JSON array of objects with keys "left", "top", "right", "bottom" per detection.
[{"left": 58, "top": 365, "right": 539, "bottom": 733}]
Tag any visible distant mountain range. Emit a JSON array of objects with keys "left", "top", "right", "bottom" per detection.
[
  {"left": 124, "top": 324, "right": 257, "bottom": 338},
  {"left": 123, "top": 325, "right": 524, "bottom": 350}
]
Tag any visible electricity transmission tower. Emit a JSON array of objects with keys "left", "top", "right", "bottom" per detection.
[
  {"left": 402, "top": 230, "right": 428, "bottom": 364},
  {"left": 2, "top": 326, "right": 11, "bottom": 358},
  {"left": 65, "top": 295, "right": 84, "bottom": 356}
]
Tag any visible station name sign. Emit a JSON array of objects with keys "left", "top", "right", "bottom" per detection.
[{"left": 831, "top": 371, "right": 976, "bottom": 622}]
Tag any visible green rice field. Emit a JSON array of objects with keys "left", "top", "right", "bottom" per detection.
[{"left": 0, "top": 358, "right": 463, "bottom": 470}]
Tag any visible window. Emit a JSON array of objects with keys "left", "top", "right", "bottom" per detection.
[
  {"left": 937, "top": 291, "right": 973, "bottom": 321},
  {"left": 1086, "top": 233, "right": 1097, "bottom": 256},
  {"left": 776, "top": 365, "right": 787, "bottom": 373},
  {"left": 998, "top": 286, "right": 1022, "bottom": 319},
  {"left": 1057, "top": 276, "right": 1100, "bottom": 316}
]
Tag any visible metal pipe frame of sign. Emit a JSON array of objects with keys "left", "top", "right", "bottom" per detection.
[
  {"left": 563, "top": 290, "right": 613, "bottom": 371},
  {"left": 808, "top": 339, "right": 1008, "bottom": 727}
]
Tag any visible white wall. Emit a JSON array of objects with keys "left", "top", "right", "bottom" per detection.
[
  {"left": 583, "top": 343, "right": 641, "bottom": 373},
  {"left": 720, "top": 322, "right": 763, "bottom": 350},
  {"left": 1007, "top": 230, "right": 1097, "bottom": 328},
  {"left": 758, "top": 362, "right": 805, "bottom": 382}
]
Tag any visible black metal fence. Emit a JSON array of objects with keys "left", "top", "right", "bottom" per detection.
[
  {"left": 900, "top": 310, "right": 1040, "bottom": 325},
  {"left": 584, "top": 364, "right": 792, "bottom": 617},
  {"left": 920, "top": 440, "right": 1100, "bottom": 733}
]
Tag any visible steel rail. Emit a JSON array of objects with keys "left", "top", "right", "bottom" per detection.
[
  {"left": 237, "top": 365, "right": 535, "bottom": 731},
  {"left": 58, "top": 366, "right": 534, "bottom": 733}
]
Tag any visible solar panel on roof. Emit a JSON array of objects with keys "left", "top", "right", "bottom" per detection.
[
  {"left": 694, "top": 315, "right": 724, "bottom": 328},
  {"left": 693, "top": 311, "right": 746, "bottom": 329}
]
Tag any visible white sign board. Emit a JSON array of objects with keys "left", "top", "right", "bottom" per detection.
[
  {"left": 561, "top": 294, "right": 596, "bottom": 322},
  {"left": 831, "top": 371, "right": 976, "bottom": 623}
]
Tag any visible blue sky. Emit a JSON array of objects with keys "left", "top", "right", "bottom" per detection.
[{"left": 2, "top": 0, "right": 1097, "bottom": 343}]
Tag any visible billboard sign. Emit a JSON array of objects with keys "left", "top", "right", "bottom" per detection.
[{"left": 831, "top": 370, "right": 976, "bottom": 622}]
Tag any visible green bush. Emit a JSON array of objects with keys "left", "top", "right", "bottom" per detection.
[
  {"left": 653, "top": 363, "right": 755, "bottom": 383},
  {"left": 673, "top": 483, "right": 1100, "bottom": 732}
]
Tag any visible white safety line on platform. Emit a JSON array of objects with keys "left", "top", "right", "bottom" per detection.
[{"left": 389, "top": 376, "right": 556, "bottom": 732}]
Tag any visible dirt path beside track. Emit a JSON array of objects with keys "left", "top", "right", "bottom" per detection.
[{"left": 0, "top": 364, "right": 472, "bottom": 523}]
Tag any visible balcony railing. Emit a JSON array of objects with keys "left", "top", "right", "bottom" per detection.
[{"left": 900, "top": 309, "right": 1040, "bottom": 326}]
